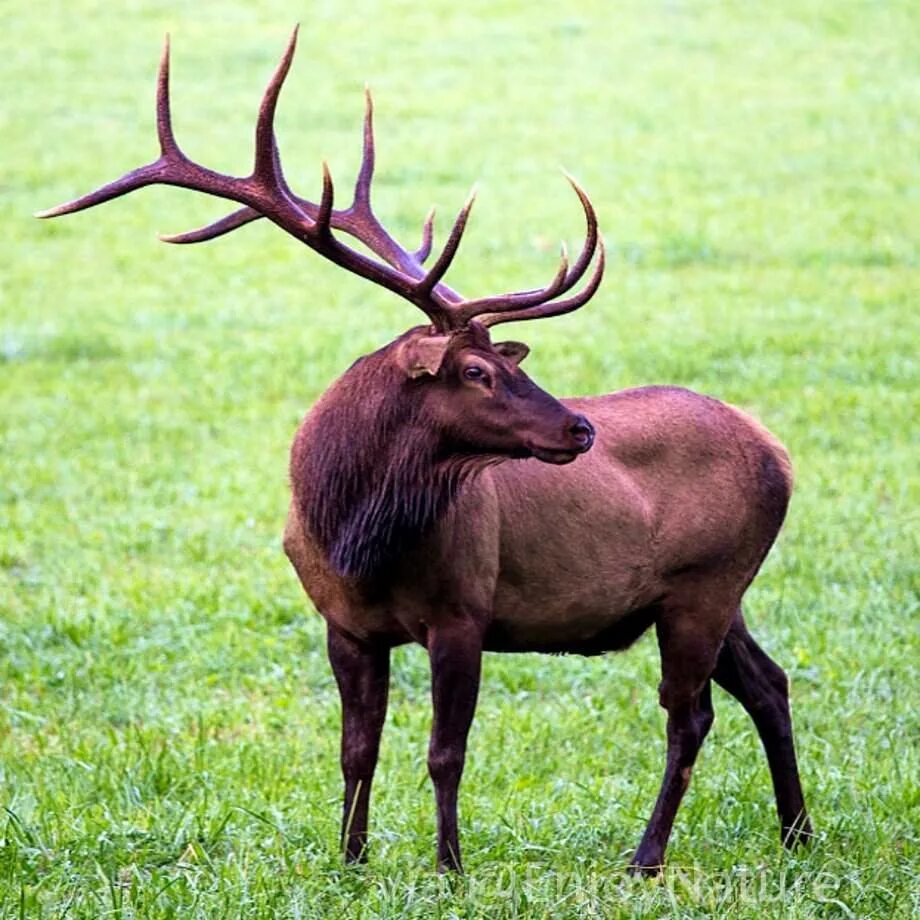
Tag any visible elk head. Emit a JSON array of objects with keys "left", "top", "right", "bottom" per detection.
[
  {"left": 37, "top": 27, "right": 604, "bottom": 468},
  {"left": 395, "top": 323, "right": 595, "bottom": 464}
]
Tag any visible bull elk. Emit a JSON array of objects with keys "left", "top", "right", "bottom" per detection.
[{"left": 38, "top": 29, "right": 812, "bottom": 874}]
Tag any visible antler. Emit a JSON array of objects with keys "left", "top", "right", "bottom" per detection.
[{"left": 36, "top": 28, "right": 604, "bottom": 332}]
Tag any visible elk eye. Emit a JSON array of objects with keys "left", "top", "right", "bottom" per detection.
[{"left": 463, "top": 365, "right": 488, "bottom": 382}]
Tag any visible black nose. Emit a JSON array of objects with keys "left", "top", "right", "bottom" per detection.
[{"left": 568, "top": 415, "right": 595, "bottom": 449}]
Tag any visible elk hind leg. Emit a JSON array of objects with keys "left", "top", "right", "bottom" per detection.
[{"left": 713, "top": 611, "right": 812, "bottom": 846}]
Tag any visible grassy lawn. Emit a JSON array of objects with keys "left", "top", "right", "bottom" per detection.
[{"left": 2, "top": 0, "right": 918, "bottom": 915}]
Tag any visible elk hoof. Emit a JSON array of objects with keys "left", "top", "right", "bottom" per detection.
[
  {"left": 343, "top": 845, "right": 370, "bottom": 865},
  {"left": 782, "top": 815, "right": 815, "bottom": 849},
  {"left": 628, "top": 855, "right": 664, "bottom": 878}
]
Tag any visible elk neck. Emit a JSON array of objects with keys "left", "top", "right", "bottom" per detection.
[{"left": 291, "top": 341, "right": 489, "bottom": 581}]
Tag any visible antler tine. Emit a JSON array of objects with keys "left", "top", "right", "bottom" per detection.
[
  {"left": 253, "top": 25, "right": 299, "bottom": 190},
  {"left": 416, "top": 190, "right": 476, "bottom": 302},
  {"left": 559, "top": 173, "right": 598, "bottom": 287},
  {"left": 444, "top": 175, "right": 597, "bottom": 325},
  {"left": 354, "top": 86, "right": 375, "bottom": 207},
  {"left": 156, "top": 34, "right": 181, "bottom": 157},
  {"left": 479, "top": 236, "right": 605, "bottom": 328},
  {"left": 414, "top": 208, "right": 436, "bottom": 263},
  {"left": 315, "top": 162, "right": 335, "bottom": 234},
  {"left": 34, "top": 165, "right": 159, "bottom": 220},
  {"left": 160, "top": 206, "right": 260, "bottom": 244}
]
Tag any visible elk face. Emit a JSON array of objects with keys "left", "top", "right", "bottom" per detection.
[{"left": 399, "top": 325, "right": 595, "bottom": 464}]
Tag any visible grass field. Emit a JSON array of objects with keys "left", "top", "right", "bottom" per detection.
[{"left": 2, "top": 0, "right": 918, "bottom": 916}]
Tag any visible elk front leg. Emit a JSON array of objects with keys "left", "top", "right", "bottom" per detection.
[
  {"left": 630, "top": 612, "right": 722, "bottom": 875},
  {"left": 327, "top": 625, "right": 390, "bottom": 863},
  {"left": 427, "top": 617, "right": 484, "bottom": 873}
]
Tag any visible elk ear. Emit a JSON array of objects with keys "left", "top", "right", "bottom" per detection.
[
  {"left": 494, "top": 341, "right": 530, "bottom": 365},
  {"left": 397, "top": 335, "right": 451, "bottom": 379}
]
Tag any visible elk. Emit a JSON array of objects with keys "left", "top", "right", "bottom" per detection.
[{"left": 38, "top": 29, "right": 812, "bottom": 874}]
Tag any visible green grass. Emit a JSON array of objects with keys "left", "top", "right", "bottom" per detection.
[{"left": 2, "top": 0, "right": 918, "bottom": 916}]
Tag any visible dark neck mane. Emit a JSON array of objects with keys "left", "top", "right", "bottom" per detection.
[{"left": 292, "top": 348, "right": 473, "bottom": 580}]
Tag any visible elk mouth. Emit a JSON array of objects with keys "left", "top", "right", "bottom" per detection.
[{"left": 529, "top": 444, "right": 584, "bottom": 465}]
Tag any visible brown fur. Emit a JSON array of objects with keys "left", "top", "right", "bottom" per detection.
[
  {"left": 292, "top": 334, "right": 477, "bottom": 579},
  {"left": 284, "top": 325, "right": 812, "bottom": 873}
]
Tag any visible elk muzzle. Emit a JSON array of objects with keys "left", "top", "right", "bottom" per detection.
[{"left": 528, "top": 412, "right": 595, "bottom": 464}]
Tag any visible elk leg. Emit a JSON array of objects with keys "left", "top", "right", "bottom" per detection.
[
  {"left": 713, "top": 612, "right": 812, "bottom": 846},
  {"left": 327, "top": 625, "right": 390, "bottom": 863},
  {"left": 427, "top": 617, "right": 484, "bottom": 872},
  {"left": 630, "top": 613, "right": 721, "bottom": 875}
]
